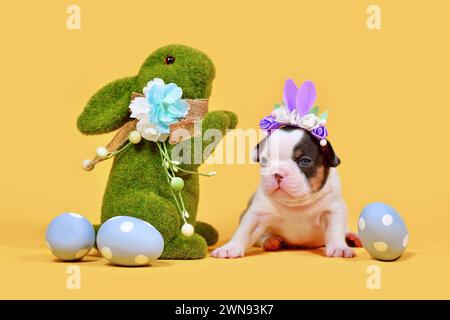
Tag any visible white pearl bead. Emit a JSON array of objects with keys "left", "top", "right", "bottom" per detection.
[
  {"left": 320, "top": 139, "right": 327, "bottom": 147},
  {"left": 181, "top": 223, "right": 194, "bottom": 237},
  {"left": 82, "top": 159, "right": 93, "bottom": 171},
  {"left": 128, "top": 130, "right": 142, "bottom": 144},
  {"left": 96, "top": 147, "right": 109, "bottom": 159}
]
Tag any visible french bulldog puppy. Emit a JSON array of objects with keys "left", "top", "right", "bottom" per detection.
[{"left": 212, "top": 126, "right": 361, "bottom": 259}]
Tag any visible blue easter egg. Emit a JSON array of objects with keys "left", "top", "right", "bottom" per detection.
[
  {"left": 358, "top": 202, "right": 408, "bottom": 261},
  {"left": 46, "top": 213, "right": 95, "bottom": 261},
  {"left": 96, "top": 216, "right": 164, "bottom": 266}
]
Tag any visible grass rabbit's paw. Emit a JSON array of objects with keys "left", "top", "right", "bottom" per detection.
[
  {"left": 195, "top": 221, "right": 219, "bottom": 246},
  {"left": 77, "top": 77, "right": 137, "bottom": 135},
  {"left": 160, "top": 233, "right": 208, "bottom": 259}
]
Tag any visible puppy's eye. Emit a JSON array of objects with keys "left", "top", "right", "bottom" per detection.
[
  {"left": 299, "top": 156, "right": 312, "bottom": 167},
  {"left": 260, "top": 156, "right": 268, "bottom": 165},
  {"left": 164, "top": 56, "right": 175, "bottom": 65}
]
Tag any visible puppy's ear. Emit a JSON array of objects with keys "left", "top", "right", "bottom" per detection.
[
  {"left": 321, "top": 140, "right": 341, "bottom": 167},
  {"left": 77, "top": 76, "right": 138, "bottom": 135},
  {"left": 252, "top": 137, "right": 267, "bottom": 163}
]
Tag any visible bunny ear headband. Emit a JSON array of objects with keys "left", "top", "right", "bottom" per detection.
[{"left": 260, "top": 79, "right": 329, "bottom": 146}]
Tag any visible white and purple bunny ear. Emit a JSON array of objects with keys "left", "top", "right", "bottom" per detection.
[
  {"left": 283, "top": 79, "right": 298, "bottom": 112},
  {"left": 296, "top": 80, "right": 316, "bottom": 117}
]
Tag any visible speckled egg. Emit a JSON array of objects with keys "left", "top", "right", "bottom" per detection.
[
  {"left": 46, "top": 213, "right": 95, "bottom": 261},
  {"left": 96, "top": 216, "right": 164, "bottom": 266},
  {"left": 358, "top": 202, "right": 408, "bottom": 261}
]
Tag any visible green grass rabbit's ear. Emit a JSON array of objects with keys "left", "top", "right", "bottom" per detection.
[{"left": 77, "top": 76, "right": 138, "bottom": 135}]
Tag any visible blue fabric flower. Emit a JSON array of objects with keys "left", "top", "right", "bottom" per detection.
[{"left": 145, "top": 79, "right": 189, "bottom": 134}]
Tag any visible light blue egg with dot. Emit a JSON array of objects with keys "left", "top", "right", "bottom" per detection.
[
  {"left": 358, "top": 202, "right": 408, "bottom": 261},
  {"left": 46, "top": 213, "right": 95, "bottom": 261},
  {"left": 96, "top": 216, "right": 164, "bottom": 267}
]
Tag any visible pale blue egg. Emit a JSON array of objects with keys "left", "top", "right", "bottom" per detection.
[
  {"left": 358, "top": 202, "right": 408, "bottom": 261},
  {"left": 96, "top": 216, "right": 164, "bottom": 266},
  {"left": 46, "top": 213, "right": 95, "bottom": 261}
]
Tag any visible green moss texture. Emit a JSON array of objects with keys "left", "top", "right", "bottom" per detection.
[{"left": 77, "top": 45, "right": 237, "bottom": 259}]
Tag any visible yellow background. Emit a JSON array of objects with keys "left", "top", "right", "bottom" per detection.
[{"left": 1, "top": 0, "right": 449, "bottom": 299}]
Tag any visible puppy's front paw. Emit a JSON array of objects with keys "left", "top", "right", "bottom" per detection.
[
  {"left": 211, "top": 242, "right": 245, "bottom": 259},
  {"left": 324, "top": 245, "right": 355, "bottom": 258}
]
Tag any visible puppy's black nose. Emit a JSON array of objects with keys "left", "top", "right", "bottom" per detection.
[{"left": 274, "top": 173, "right": 283, "bottom": 183}]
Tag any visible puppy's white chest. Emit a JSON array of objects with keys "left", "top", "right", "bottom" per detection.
[{"left": 268, "top": 207, "right": 326, "bottom": 247}]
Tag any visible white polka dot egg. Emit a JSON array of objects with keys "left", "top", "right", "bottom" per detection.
[
  {"left": 358, "top": 202, "right": 408, "bottom": 261},
  {"left": 97, "top": 216, "right": 164, "bottom": 266},
  {"left": 46, "top": 213, "right": 95, "bottom": 261}
]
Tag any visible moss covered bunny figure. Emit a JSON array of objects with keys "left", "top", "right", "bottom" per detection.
[{"left": 77, "top": 44, "right": 237, "bottom": 259}]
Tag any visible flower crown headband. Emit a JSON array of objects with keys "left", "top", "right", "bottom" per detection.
[{"left": 260, "top": 79, "right": 329, "bottom": 146}]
